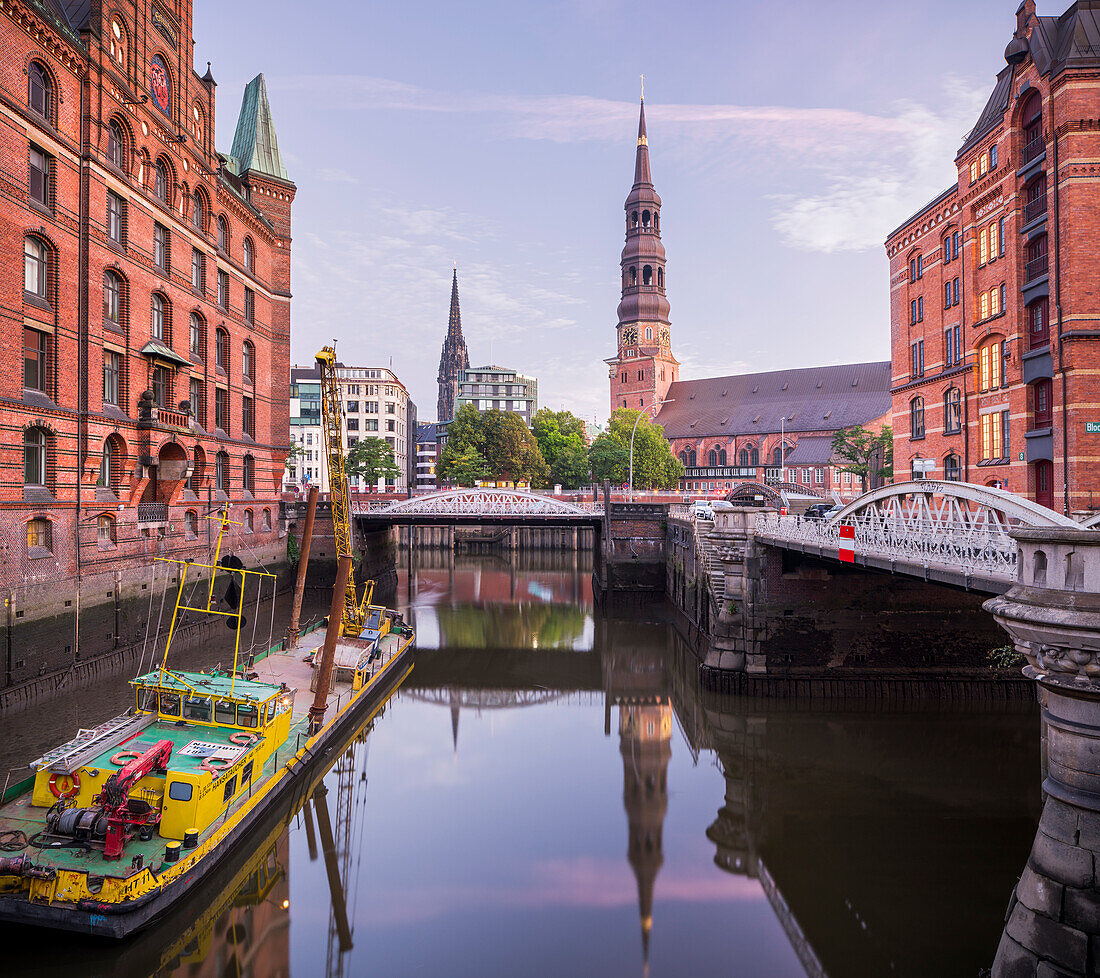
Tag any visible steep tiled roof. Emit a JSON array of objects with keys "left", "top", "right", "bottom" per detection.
[
  {"left": 958, "top": 67, "right": 1013, "bottom": 157},
  {"left": 653, "top": 361, "right": 891, "bottom": 441}
]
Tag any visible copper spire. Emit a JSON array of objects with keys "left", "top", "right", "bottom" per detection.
[
  {"left": 437, "top": 268, "right": 470, "bottom": 423},
  {"left": 633, "top": 97, "right": 651, "bottom": 187}
]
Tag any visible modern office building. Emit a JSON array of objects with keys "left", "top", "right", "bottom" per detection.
[
  {"left": 285, "top": 363, "right": 410, "bottom": 492},
  {"left": 455, "top": 365, "right": 538, "bottom": 425}
]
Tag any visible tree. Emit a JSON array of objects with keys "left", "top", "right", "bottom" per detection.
[
  {"left": 345, "top": 437, "right": 400, "bottom": 486},
  {"left": 603, "top": 408, "right": 684, "bottom": 490},
  {"left": 831, "top": 424, "right": 894, "bottom": 492},
  {"left": 550, "top": 443, "right": 590, "bottom": 488},
  {"left": 532, "top": 409, "right": 587, "bottom": 466},
  {"left": 588, "top": 431, "right": 630, "bottom": 485},
  {"left": 440, "top": 445, "right": 491, "bottom": 487},
  {"left": 482, "top": 410, "right": 549, "bottom": 487}
]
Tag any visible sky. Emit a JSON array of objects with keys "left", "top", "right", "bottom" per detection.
[{"left": 193, "top": 0, "right": 1024, "bottom": 425}]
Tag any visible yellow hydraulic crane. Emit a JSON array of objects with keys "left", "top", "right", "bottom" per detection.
[{"left": 316, "top": 344, "right": 374, "bottom": 634}]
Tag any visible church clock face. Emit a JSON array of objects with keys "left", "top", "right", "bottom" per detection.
[
  {"left": 659, "top": 328, "right": 670, "bottom": 348},
  {"left": 622, "top": 326, "right": 638, "bottom": 346}
]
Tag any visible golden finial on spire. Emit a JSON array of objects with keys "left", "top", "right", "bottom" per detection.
[{"left": 640, "top": 73, "right": 645, "bottom": 101}]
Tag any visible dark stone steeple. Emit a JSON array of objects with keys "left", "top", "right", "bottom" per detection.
[{"left": 437, "top": 267, "right": 470, "bottom": 424}]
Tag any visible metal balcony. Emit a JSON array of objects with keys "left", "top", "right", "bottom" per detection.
[
  {"left": 1023, "top": 195, "right": 1047, "bottom": 225},
  {"left": 1022, "top": 137, "right": 1044, "bottom": 165},
  {"left": 137, "top": 502, "right": 168, "bottom": 523},
  {"left": 1024, "top": 254, "right": 1048, "bottom": 283}
]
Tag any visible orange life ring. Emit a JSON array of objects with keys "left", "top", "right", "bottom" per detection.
[
  {"left": 200, "top": 756, "right": 232, "bottom": 773},
  {"left": 229, "top": 732, "right": 258, "bottom": 746},
  {"left": 49, "top": 772, "right": 80, "bottom": 799},
  {"left": 111, "top": 750, "right": 142, "bottom": 766}
]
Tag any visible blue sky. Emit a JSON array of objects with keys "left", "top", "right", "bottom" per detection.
[{"left": 194, "top": 0, "right": 1022, "bottom": 424}]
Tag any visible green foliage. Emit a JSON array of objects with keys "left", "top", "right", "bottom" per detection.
[
  {"left": 831, "top": 424, "right": 894, "bottom": 492},
  {"left": 440, "top": 445, "right": 491, "bottom": 487},
  {"left": 532, "top": 409, "right": 586, "bottom": 463},
  {"left": 591, "top": 408, "right": 684, "bottom": 490},
  {"left": 439, "top": 406, "right": 549, "bottom": 486},
  {"left": 550, "top": 443, "right": 590, "bottom": 489},
  {"left": 286, "top": 531, "right": 300, "bottom": 565},
  {"left": 987, "top": 645, "right": 1026, "bottom": 670},
  {"left": 345, "top": 436, "right": 401, "bottom": 485}
]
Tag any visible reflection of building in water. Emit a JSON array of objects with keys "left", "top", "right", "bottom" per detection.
[
  {"left": 619, "top": 701, "right": 671, "bottom": 975},
  {"left": 162, "top": 831, "right": 290, "bottom": 978}
]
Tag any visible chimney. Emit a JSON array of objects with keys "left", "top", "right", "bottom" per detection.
[{"left": 1016, "top": 0, "right": 1036, "bottom": 37}]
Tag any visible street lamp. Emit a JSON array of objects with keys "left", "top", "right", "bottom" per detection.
[
  {"left": 629, "top": 398, "right": 674, "bottom": 502},
  {"left": 778, "top": 414, "right": 792, "bottom": 481}
]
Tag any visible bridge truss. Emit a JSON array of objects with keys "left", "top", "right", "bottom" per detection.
[
  {"left": 356, "top": 489, "right": 603, "bottom": 519},
  {"left": 755, "top": 480, "right": 1082, "bottom": 587}
]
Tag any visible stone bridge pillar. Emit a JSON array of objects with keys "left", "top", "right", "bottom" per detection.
[
  {"left": 985, "top": 529, "right": 1100, "bottom": 977},
  {"left": 705, "top": 503, "right": 766, "bottom": 673}
]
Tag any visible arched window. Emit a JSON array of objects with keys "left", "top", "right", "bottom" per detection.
[
  {"left": 739, "top": 444, "right": 759, "bottom": 467},
  {"left": 107, "top": 120, "right": 125, "bottom": 169},
  {"left": 215, "top": 451, "right": 229, "bottom": 492},
  {"left": 979, "top": 338, "right": 1005, "bottom": 392},
  {"left": 24, "top": 236, "right": 47, "bottom": 298},
  {"left": 657, "top": 268, "right": 664, "bottom": 288},
  {"left": 944, "top": 386, "right": 961, "bottom": 434},
  {"left": 654, "top": 212, "right": 659, "bottom": 230},
  {"left": 103, "top": 270, "right": 122, "bottom": 325},
  {"left": 1024, "top": 174, "right": 1047, "bottom": 223},
  {"left": 243, "top": 455, "right": 255, "bottom": 494},
  {"left": 154, "top": 158, "right": 169, "bottom": 202},
  {"left": 242, "top": 237, "right": 254, "bottom": 272},
  {"left": 151, "top": 293, "right": 167, "bottom": 341},
  {"left": 910, "top": 396, "right": 925, "bottom": 438},
  {"left": 28, "top": 62, "right": 51, "bottom": 120},
  {"left": 24, "top": 426, "right": 47, "bottom": 486},
  {"left": 944, "top": 453, "right": 960, "bottom": 482},
  {"left": 244, "top": 508, "right": 254, "bottom": 532},
  {"left": 185, "top": 509, "right": 199, "bottom": 537},
  {"left": 262, "top": 508, "right": 271, "bottom": 530},
  {"left": 242, "top": 340, "right": 254, "bottom": 381},
  {"left": 644, "top": 327, "right": 652, "bottom": 343},
  {"left": 1025, "top": 234, "right": 1047, "bottom": 282},
  {"left": 97, "top": 513, "right": 117, "bottom": 546},
  {"left": 26, "top": 517, "right": 52, "bottom": 552},
  {"left": 679, "top": 450, "right": 690, "bottom": 466},
  {"left": 717, "top": 447, "right": 727, "bottom": 466},
  {"left": 642, "top": 210, "right": 651, "bottom": 227},
  {"left": 190, "top": 103, "right": 204, "bottom": 144},
  {"left": 215, "top": 328, "right": 229, "bottom": 371},
  {"left": 190, "top": 312, "right": 204, "bottom": 357},
  {"left": 1033, "top": 377, "right": 1053, "bottom": 427},
  {"left": 1021, "top": 91, "right": 1043, "bottom": 163},
  {"left": 708, "top": 447, "right": 718, "bottom": 467},
  {"left": 629, "top": 267, "right": 637, "bottom": 286},
  {"left": 772, "top": 444, "right": 790, "bottom": 467},
  {"left": 687, "top": 449, "right": 696, "bottom": 468},
  {"left": 108, "top": 17, "right": 127, "bottom": 68},
  {"left": 1027, "top": 297, "right": 1049, "bottom": 350},
  {"left": 100, "top": 435, "right": 125, "bottom": 492},
  {"left": 190, "top": 445, "right": 205, "bottom": 493},
  {"left": 217, "top": 215, "right": 229, "bottom": 253},
  {"left": 642, "top": 265, "right": 652, "bottom": 285},
  {"left": 631, "top": 211, "right": 639, "bottom": 227},
  {"left": 191, "top": 188, "right": 205, "bottom": 230}
]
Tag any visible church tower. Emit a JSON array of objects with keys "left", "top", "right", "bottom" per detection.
[
  {"left": 437, "top": 268, "right": 470, "bottom": 423},
  {"left": 607, "top": 93, "right": 679, "bottom": 415}
]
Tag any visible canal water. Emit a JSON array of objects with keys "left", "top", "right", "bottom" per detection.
[{"left": 0, "top": 552, "right": 1042, "bottom": 977}]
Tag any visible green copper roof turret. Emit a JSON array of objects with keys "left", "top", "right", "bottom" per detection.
[{"left": 230, "top": 73, "right": 289, "bottom": 181}]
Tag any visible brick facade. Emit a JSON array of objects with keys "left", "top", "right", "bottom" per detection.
[
  {"left": 1, "top": 0, "right": 294, "bottom": 595},
  {"left": 886, "top": 0, "right": 1100, "bottom": 515}
]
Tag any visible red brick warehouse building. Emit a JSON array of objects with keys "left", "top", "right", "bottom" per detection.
[
  {"left": 0, "top": 0, "right": 294, "bottom": 628},
  {"left": 886, "top": 0, "right": 1100, "bottom": 515}
]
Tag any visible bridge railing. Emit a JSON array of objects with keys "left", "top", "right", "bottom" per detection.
[{"left": 754, "top": 512, "right": 1017, "bottom": 580}]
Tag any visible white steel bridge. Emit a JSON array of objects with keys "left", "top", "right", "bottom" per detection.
[
  {"left": 752, "top": 480, "right": 1084, "bottom": 593},
  {"left": 353, "top": 489, "right": 603, "bottom": 525}
]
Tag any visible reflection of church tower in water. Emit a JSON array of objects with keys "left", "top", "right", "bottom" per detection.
[{"left": 619, "top": 700, "right": 672, "bottom": 974}]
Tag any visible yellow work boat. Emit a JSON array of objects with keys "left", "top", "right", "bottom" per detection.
[{"left": 0, "top": 509, "right": 413, "bottom": 938}]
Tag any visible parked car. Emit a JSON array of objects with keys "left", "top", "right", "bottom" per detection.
[
  {"left": 692, "top": 501, "right": 715, "bottom": 521},
  {"left": 803, "top": 502, "right": 833, "bottom": 519},
  {"left": 823, "top": 504, "right": 845, "bottom": 521}
]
